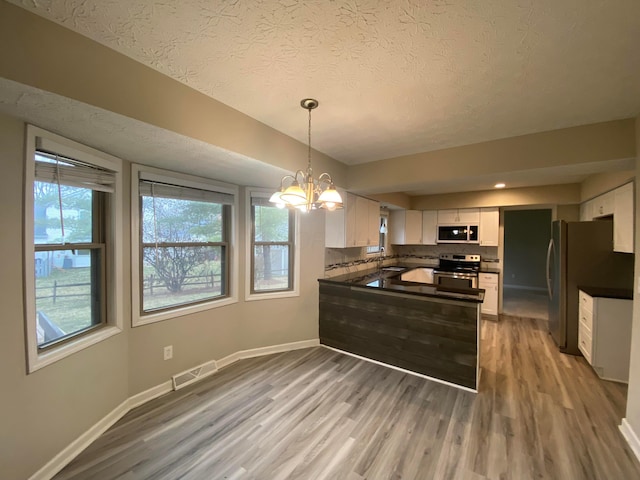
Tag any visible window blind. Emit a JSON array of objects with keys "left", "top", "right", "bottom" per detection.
[
  {"left": 251, "top": 194, "right": 278, "bottom": 208},
  {"left": 35, "top": 151, "right": 116, "bottom": 193},
  {"left": 139, "top": 180, "right": 234, "bottom": 205}
]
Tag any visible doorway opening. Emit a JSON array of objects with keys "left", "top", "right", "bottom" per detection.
[{"left": 503, "top": 209, "right": 552, "bottom": 319}]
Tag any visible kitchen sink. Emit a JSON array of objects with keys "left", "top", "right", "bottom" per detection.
[{"left": 381, "top": 266, "right": 406, "bottom": 272}]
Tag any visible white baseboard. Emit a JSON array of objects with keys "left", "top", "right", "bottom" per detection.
[
  {"left": 321, "top": 344, "right": 477, "bottom": 394},
  {"left": 217, "top": 339, "right": 320, "bottom": 369},
  {"left": 29, "top": 339, "right": 319, "bottom": 480},
  {"left": 620, "top": 418, "right": 640, "bottom": 463},
  {"left": 128, "top": 380, "right": 173, "bottom": 409},
  {"left": 29, "top": 399, "right": 130, "bottom": 480}
]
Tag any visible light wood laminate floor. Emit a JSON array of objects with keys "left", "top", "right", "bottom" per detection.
[
  {"left": 502, "top": 287, "right": 549, "bottom": 320},
  {"left": 54, "top": 316, "right": 640, "bottom": 480}
]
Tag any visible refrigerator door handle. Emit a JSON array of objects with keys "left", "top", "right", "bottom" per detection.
[{"left": 546, "top": 238, "right": 554, "bottom": 300}]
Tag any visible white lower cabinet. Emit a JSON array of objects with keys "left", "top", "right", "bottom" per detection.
[
  {"left": 478, "top": 273, "right": 498, "bottom": 316},
  {"left": 578, "top": 290, "right": 633, "bottom": 383}
]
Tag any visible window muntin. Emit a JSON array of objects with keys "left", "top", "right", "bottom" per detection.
[
  {"left": 366, "top": 214, "right": 388, "bottom": 254},
  {"left": 139, "top": 181, "right": 231, "bottom": 314},
  {"left": 250, "top": 198, "right": 295, "bottom": 293},
  {"left": 24, "top": 127, "right": 123, "bottom": 373},
  {"left": 32, "top": 153, "right": 110, "bottom": 350}
]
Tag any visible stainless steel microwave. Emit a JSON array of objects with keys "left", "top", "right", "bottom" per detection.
[{"left": 437, "top": 225, "right": 479, "bottom": 243}]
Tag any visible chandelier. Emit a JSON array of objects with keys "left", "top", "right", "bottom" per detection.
[{"left": 269, "top": 99, "right": 343, "bottom": 212}]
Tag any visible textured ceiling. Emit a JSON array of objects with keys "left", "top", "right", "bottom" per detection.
[
  {"left": 7, "top": 0, "right": 640, "bottom": 167},
  {"left": 0, "top": 77, "right": 291, "bottom": 188}
]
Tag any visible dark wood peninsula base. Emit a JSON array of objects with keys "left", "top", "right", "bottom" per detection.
[{"left": 319, "top": 281, "right": 480, "bottom": 390}]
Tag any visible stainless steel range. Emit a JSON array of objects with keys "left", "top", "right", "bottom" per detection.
[{"left": 433, "top": 253, "right": 480, "bottom": 289}]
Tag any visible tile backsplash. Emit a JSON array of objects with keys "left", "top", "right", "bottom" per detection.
[{"left": 324, "top": 244, "right": 500, "bottom": 277}]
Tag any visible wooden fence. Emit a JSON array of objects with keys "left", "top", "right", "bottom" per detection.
[{"left": 36, "top": 272, "right": 223, "bottom": 302}]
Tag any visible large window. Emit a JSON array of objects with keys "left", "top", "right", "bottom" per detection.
[
  {"left": 246, "top": 190, "right": 299, "bottom": 300},
  {"left": 25, "top": 126, "right": 123, "bottom": 372},
  {"left": 132, "top": 166, "right": 237, "bottom": 325}
]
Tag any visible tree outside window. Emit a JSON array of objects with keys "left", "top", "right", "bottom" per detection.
[
  {"left": 140, "top": 189, "right": 229, "bottom": 313},
  {"left": 251, "top": 199, "right": 294, "bottom": 293},
  {"left": 32, "top": 153, "right": 109, "bottom": 349}
]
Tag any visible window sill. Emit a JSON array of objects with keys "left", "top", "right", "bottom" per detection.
[
  {"left": 133, "top": 296, "right": 238, "bottom": 327},
  {"left": 245, "top": 289, "right": 300, "bottom": 302},
  {"left": 28, "top": 324, "right": 122, "bottom": 374}
]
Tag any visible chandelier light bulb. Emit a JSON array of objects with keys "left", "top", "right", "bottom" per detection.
[{"left": 270, "top": 98, "right": 343, "bottom": 212}]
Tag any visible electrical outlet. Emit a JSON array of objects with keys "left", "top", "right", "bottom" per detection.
[{"left": 163, "top": 345, "right": 173, "bottom": 360}]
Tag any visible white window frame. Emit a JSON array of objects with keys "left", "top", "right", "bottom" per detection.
[
  {"left": 24, "top": 125, "right": 124, "bottom": 373},
  {"left": 131, "top": 164, "right": 239, "bottom": 326},
  {"left": 245, "top": 188, "right": 300, "bottom": 301},
  {"left": 366, "top": 210, "right": 388, "bottom": 256}
]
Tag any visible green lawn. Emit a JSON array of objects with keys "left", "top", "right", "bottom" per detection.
[
  {"left": 36, "top": 267, "right": 224, "bottom": 335},
  {"left": 36, "top": 267, "right": 94, "bottom": 335}
]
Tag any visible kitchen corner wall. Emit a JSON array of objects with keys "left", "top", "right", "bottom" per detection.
[{"left": 625, "top": 115, "right": 640, "bottom": 457}]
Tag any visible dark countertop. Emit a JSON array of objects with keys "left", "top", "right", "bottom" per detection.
[
  {"left": 320, "top": 267, "right": 485, "bottom": 303},
  {"left": 578, "top": 286, "right": 633, "bottom": 300},
  {"left": 479, "top": 267, "right": 501, "bottom": 274}
]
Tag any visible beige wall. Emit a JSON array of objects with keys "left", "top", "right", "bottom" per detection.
[
  {"left": 556, "top": 204, "right": 581, "bottom": 222},
  {"left": 581, "top": 170, "right": 635, "bottom": 202},
  {"left": 368, "top": 192, "right": 412, "bottom": 209},
  {"left": 0, "top": 111, "right": 326, "bottom": 478},
  {"left": 626, "top": 116, "right": 640, "bottom": 442},
  {"left": 348, "top": 120, "right": 636, "bottom": 194},
  {"left": 0, "top": 113, "right": 130, "bottom": 479},
  {"left": 410, "top": 184, "right": 581, "bottom": 210}
]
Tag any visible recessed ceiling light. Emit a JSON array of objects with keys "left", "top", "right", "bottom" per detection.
[{"left": 494, "top": 183, "right": 506, "bottom": 189}]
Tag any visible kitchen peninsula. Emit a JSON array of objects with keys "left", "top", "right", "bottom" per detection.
[{"left": 318, "top": 267, "right": 484, "bottom": 391}]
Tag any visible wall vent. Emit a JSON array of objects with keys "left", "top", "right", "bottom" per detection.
[{"left": 171, "top": 360, "right": 218, "bottom": 390}]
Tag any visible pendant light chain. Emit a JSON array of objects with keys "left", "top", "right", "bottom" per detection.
[
  {"left": 269, "top": 97, "right": 343, "bottom": 211},
  {"left": 307, "top": 106, "right": 312, "bottom": 171}
]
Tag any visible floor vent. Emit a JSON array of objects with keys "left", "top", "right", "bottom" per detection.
[{"left": 171, "top": 360, "right": 218, "bottom": 390}]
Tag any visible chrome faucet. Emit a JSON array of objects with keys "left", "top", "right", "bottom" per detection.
[{"left": 377, "top": 246, "right": 385, "bottom": 270}]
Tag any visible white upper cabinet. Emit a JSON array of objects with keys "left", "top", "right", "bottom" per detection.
[
  {"left": 437, "top": 208, "right": 479, "bottom": 224},
  {"left": 421, "top": 210, "right": 438, "bottom": 245},
  {"left": 479, "top": 208, "right": 500, "bottom": 246},
  {"left": 354, "top": 195, "right": 369, "bottom": 247},
  {"left": 580, "top": 200, "right": 594, "bottom": 221},
  {"left": 614, "top": 182, "right": 634, "bottom": 253},
  {"left": 579, "top": 182, "right": 634, "bottom": 253},
  {"left": 325, "top": 192, "right": 380, "bottom": 248},
  {"left": 592, "top": 191, "right": 615, "bottom": 218},
  {"left": 390, "top": 210, "right": 423, "bottom": 244}
]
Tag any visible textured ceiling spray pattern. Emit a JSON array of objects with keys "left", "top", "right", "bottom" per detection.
[{"left": 8, "top": 0, "right": 640, "bottom": 164}]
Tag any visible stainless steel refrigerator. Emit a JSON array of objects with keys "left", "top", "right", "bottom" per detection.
[{"left": 546, "top": 220, "right": 633, "bottom": 355}]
